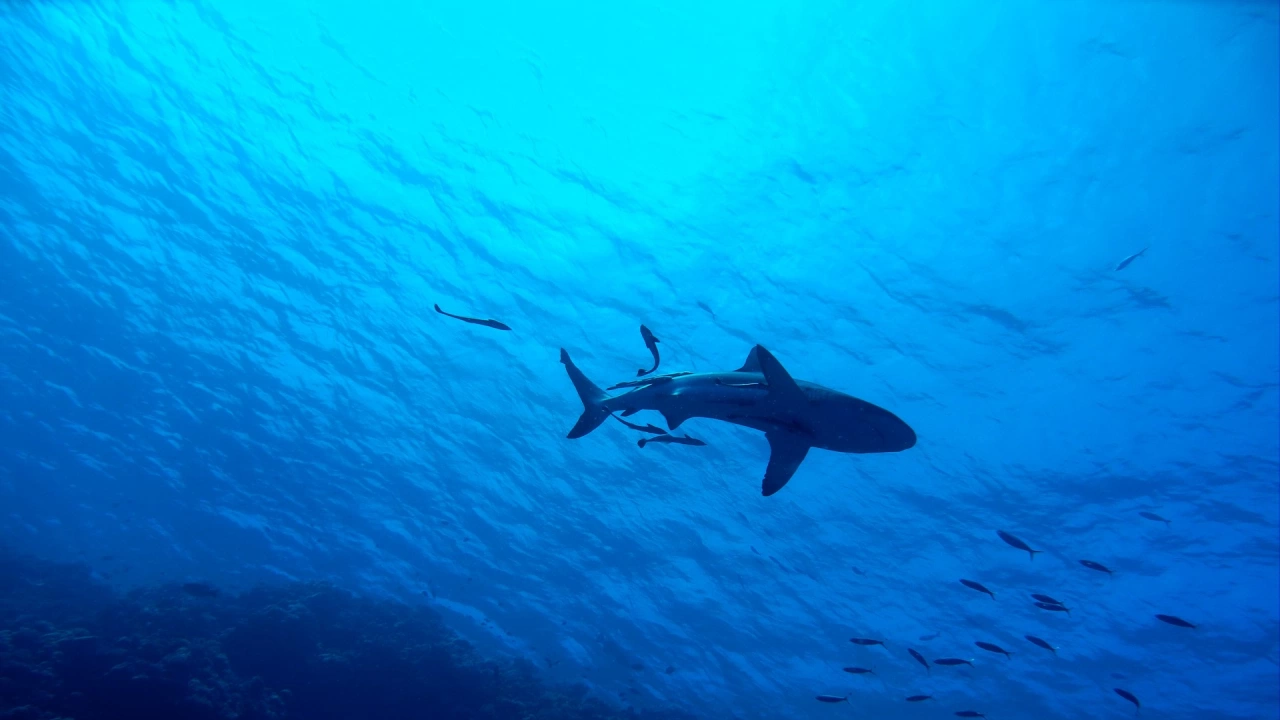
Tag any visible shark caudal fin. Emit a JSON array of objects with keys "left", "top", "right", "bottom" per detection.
[{"left": 561, "top": 349, "right": 611, "bottom": 439}]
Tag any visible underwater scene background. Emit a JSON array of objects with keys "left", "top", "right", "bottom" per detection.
[{"left": 1, "top": 1, "right": 1277, "bottom": 719}]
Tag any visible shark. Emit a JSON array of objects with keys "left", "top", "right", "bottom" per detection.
[{"left": 559, "top": 344, "right": 916, "bottom": 495}]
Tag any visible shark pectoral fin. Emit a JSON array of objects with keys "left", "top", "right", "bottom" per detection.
[
  {"left": 661, "top": 409, "right": 692, "bottom": 430},
  {"left": 736, "top": 346, "right": 763, "bottom": 373},
  {"left": 755, "top": 346, "right": 806, "bottom": 405},
  {"left": 762, "top": 433, "right": 810, "bottom": 496},
  {"left": 620, "top": 408, "right": 640, "bottom": 417}
]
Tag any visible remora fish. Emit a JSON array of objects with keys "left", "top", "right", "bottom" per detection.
[
  {"left": 607, "top": 372, "right": 692, "bottom": 392},
  {"left": 560, "top": 345, "right": 916, "bottom": 496},
  {"left": 636, "top": 325, "right": 662, "bottom": 376},
  {"left": 433, "top": 304, "right": 511, "bottom": 331},
  {"left": 638, "top": 433, "right": 706, "bottom": 449},
  {"left": 611, "top": 414, "right": 668, "bottom": 435}
]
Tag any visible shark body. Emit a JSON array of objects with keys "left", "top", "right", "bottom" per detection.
[{"left": 560, "top": 345, "right": 916, "bottom": 495}]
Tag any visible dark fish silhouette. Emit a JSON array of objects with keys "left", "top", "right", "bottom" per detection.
[
  {"left": 960, "top": 579, "right": 995, "bottom": 599},
  {"left": 1114, "top": 688, "right": 1141, "bottom": 714},
  {"left": 849, "top": 638, "right": 885, "bottom": 647},
  {"left": 908, "top": 648, "right": 930, "bottom": 674},
  {"left": 696, "top": 301, "right": 717, "bottom": 318},
  {"left": 607, "top": 372, "right": 693, "bottom": 391},
  {"left": 842, "top": 666, "right": 875, "bottom": 675},
  {"left": 998, "top": 530, "right": 1041, "bottom": 560},
  {"left": 434, "top": 304, "right": 511, "bottom": 331},
  {"left": 1031, "top": 593, "right": 1064, "bottom": 606},
  {"left": 955, "top": 712, "right": 986, "bottom": 719},
  {"left": 815, "top": 695, "right": 848, "bottom": 703},
  {"left": 975, "top": 641, "right": 1011, "bottom": 659},
  {"left": 560, "top": 344, "right": 917, "bottom": 496},
  {"left": 906, "top": 695, "right": 934, "bottom": 702},
  {"left": 1156, "top": 614, "right": 1196, "bottom": 629},
  {"left": 919, "top": 631, "right": 941, "bottom": 641},
  {"left": 851, "top": 566, "right": 867, "bottom": 576},
  {"left": 934, "top": 658, "right": 973, "bottom": 666},
  {"left": 1139, "top": 511, "right": 1171, "bottom": 527},
  {"left": 1035, "top": 601, "right": 1071, "bottom": 615},
  {"left": 636, "top": 325, "right": 661, "bottom": 376},
  {"left": 1115, "top": 248, "right": 1148, "bottom": 271},
  {"left": 181, "top": 581, "right": 220, "bottom": 598},
  {"left": 612, "top": 414, "right": 668, "bottom": 435},
  {"left": 1024, "top": 635, "right": 1056, "bottom": 654},
  {"left": 637, "top": 433, "right": 706, "bottom": 449},
  {"left": 1079, "top": 559, "right": 1113, "bottom": 575}
]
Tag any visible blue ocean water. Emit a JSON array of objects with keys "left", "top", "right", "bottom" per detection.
[{"left": 1, "top": 1, "right": 1277, "bottom": 719}]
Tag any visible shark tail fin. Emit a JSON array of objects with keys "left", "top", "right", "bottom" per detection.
[{"left": 561, "top": 349, "right": 610, "bottom": 439}]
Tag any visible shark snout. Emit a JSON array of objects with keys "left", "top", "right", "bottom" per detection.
[
  {"left": 869, "top": 410, "right": 917, "bottom": 452},
  {"left": 891, "top": 418, "right": 917, "bottom": 451}
]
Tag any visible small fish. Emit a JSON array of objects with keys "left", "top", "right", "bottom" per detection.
[
  {"left": 713, "top": 378, "right": 766, "bottom": 389},
  {"left": 1024, "top": 635, "right": 1057, "bottom": 654},
  {"left": 997, "top": 530, "right": 1042, "bottom": 560},
  {"left": 906, "top": 695, "right": 934, "bottom": 702},
  {"left": 433, "top": 304, "right": 511, "bottom": 331},
  {"left": 851, "top": 566, "right": 867, "bottom": 576},
  {"left": 1155, "top": 613, "right": 1196, "bottom": 629},
  {"left": 696, "top": 301, "right": 717, "bottom": 318},
  {"left": 975, "top": 641, "right": 1011, "bottom": 659},
  {"left": 960, "top": 579, "right": 995, "bottom": 599},
  {"left": 1031, "top": 593, "right": 1064, "bottom": 606},
  {"left": 1035, "top": 601, "right": 1071, "bottom": 615},
  {"left": 815, "top": 695, "right": 848, "bottom": 704},
  {"left": 1114, "top": 688, "right": 1141, "bottom": 714},
  {"left": 908, "top": 648, "right": 930, "bottom": 674},
  {"left": 638, "top": 433, "right": 706, "bottom": 449},
  {"left": 1115, "top": 247, "right": 1148, "bottom": 271},
  {"left": 1139, "top": 511, "right": 1171, "bottom": 527},
  {"left": 611, "top": 414, "right": 668, "bottom": 435},
  {"left": 1079, "top": 559, "right": 1113, "bottom": 575},
  {"left": 607, "top": 372, "right": 692, "bottom": 391},
  {"left": 849, "top": 638, "right": 885, "bottom": 647},
  {"left": 918, "top": 631, "right": 941, "bottom": 641},
  {"left": 955, "top": 712, "right": 986, "bottom": 719},
  {"left": 636, "top": 324, "right": 661, "bottom": 376},
  {"left": 842, "top": 666, "right": 875, "bottom": 675},
  {"left": 934, "top": 658, "right": 973, "bottom": 667}
]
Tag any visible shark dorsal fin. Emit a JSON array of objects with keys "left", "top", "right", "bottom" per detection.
[
  {"left": 736, "top": 346, "right": 763, "bottom": 373},
  {"left": 754, "top": 346, "right": 806, "bottom": 404},
  {"left": 762, "top": 432, "right": 810, "bottom": 496}
]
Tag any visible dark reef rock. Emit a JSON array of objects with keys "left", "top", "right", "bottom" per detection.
[{"left": 0, "top": 550, "right": 691, "bottom": 720}]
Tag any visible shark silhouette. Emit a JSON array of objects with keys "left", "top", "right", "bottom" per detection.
[{"left": 560, "top": 345, "right": 916, "bottom": 495}]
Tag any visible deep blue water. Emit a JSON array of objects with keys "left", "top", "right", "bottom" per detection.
[{"left": 1, "top": 1, "right": 1278, "bottom": 719}]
